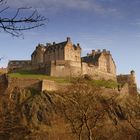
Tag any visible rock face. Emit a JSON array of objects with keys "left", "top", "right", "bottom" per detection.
[
  {"left": 0, "top": 74, "right": 8, "bottom": 94},
  {"left": 0, "top": 80, "right": 140, "bottom": 140}
]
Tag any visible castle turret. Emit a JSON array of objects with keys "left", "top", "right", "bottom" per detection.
[
  {"left": 67, "top": 37, "right": 71, "bottom": 43},
  {"left": 31, "top": 44, "right": 46, "bottom": 64},
  {"left": 130, "top": 70, "right": 136, "bottom": 84}
]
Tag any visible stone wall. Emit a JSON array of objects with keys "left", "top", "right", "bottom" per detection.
[
  {"left": 98, "top": 53, "right": 116, "bottom": 75},
  {"left": 7, "top": 77, "right": 70, "bottom": 92},
  {"left": 44, "top": 60, "right": 116, "bottom": 81},
  {"left": 8, "top": 60, "right": 31, "bottom": 72},
  {"left": 117, "top": 71, "right": 137, "bottom": 95},
  {"left": 98, "top": 54, "right": 108, "bottom": 72},
  {"left": 31, "top": 45, "right": 46, "bottom": 64},
  {"left": 41, "top": 80, "right": 61, "bottom": 91},
  {"left": 82, "top": 62, "right": 116, "bottom": 81},
  {"left": 44, "top": 38, "right": 81, "bottom": 63},
  {"left": 108, "top": 55, "right": 116, "bottom": 75},
  {"left": 64, "top": 42, "right": 81, "bottom": 62},
  {"left": 119, "top": 83, "right": 129, "bottom": 95},
  {"left": 44, "top": 45, "right": 65, "bottom": 63},
  {"left": 50, "top": 60, "right": 82, "bottom": 77},
  {"left": 8, "top": 63, "right": 46, "bottom": 74},
  {"left": 82, "top": 50, "right": 116, "bottom": 75},
  {"left": 8, "top": 77, "right": 42, "bottom": 91}
]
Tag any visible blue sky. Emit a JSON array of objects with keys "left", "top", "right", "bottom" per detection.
[{"left": 0, "top": 0, "right": 140, "bottom": 87}]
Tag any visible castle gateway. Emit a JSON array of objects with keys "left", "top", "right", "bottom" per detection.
[{"left": 8, "top": 37, "right": 116, "bottom": 81}]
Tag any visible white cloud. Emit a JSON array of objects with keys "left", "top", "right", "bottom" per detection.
[
  {"left": 79, "top": 33, "right": 113, "bottom": 47},
  {"left": 7, "top": 0, "right": 92, "bottom": 10},
  {"left": 6, "top": 0, "right": 118, "bottom": 15}
]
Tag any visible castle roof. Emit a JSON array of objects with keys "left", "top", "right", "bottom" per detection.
[
  {"left": 82, "top": 53, "right": 102, "bottom": 66},
  {"left": 45, "top": 37, "right": 81, "bottom": 52},
  {"left": 82, "top": 49, "right": 116, "bottom": 67},
  {"left": 46, "top": 41, "right": 68, "bottom": 51},
  {"left": 31, "top": 44, "right": 46, "bottom": 57}
]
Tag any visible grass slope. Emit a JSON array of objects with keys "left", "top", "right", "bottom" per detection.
[{"left": 8, "top": 72, "right": 118, "bottom": 89}]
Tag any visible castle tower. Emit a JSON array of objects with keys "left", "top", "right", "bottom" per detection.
[
  {"left": 31, "top": 44, "right": 46, "bottom": 64},
  {"left": 129, "top": 70, "right": 137, "bottom": 95},
  {"left": 131, "top": 70, "right": 135, "bottom": 80}
]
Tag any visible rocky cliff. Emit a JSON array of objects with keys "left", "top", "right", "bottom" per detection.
[{"left": 0, "top": 77, "right": 140, "bottom": 140}]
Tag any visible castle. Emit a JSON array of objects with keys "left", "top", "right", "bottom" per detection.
[
  {"left": 8, "top": 37, "right": 116, "bottom": 81},
  {"left": 7, "top": 37, "right": 137, "bottom": 95}
]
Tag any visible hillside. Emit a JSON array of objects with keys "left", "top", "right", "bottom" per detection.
[{"left": 0, "top": 76, "right": 139, "bottom": 140}]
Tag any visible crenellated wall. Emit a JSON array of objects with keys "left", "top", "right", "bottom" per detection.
[
  {"left": 82, "top": 62, "right": 116, "bottom": 81},
  {"left": 8, "top": 38, "right": 118, "bottom": 82},
  {"left": 8, "top": 60, "right": 31, "bottom": 72},
  {"left": 117, "top": 71, "right": 137, "bottom": 95}
]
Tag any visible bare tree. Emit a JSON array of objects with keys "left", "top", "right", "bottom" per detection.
[
  {"left": 125, "top": 96, "right": 140, "bottom": 132},
  {"left": 57, "top": 83, "right": 105, "bottom": 140},
  {"left": 0, "top": 0, "right": 46, "bottom": 36}
]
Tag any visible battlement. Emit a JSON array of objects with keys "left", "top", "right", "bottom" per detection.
[
  {"left": 8, "top": 37, "right": 117, "bottom": 80},
  {"left": 87, "top": 49, "right": 110, "bottom": 57},
  {"left": 7, "top": 37, "right": 138, "bottom": 95},
  {"left": 117, "top": 70, "right": 137, "bottom": 95}
]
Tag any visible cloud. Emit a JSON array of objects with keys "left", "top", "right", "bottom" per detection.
[
  {"left": 79, "top": 33, "right": 113, "bottom": 47},
  {"left": 7, "top": 0, "right": 92, "bottom": 10},
  {"left": 130, "top": 19, "right": 140, "bottom": 31},
  {"left": 6, "top": 0, "right": 118, "bottom": 15}
]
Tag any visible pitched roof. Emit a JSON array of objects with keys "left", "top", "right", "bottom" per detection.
[
  {"left": 31, "top": 45, "right": 46, "bottom": 56},
  {"left": 46, "top": 41, "right": 68, "bottom": 51},
  {"left": 82, "top": 53, "right": 102, "bottom": 65}
]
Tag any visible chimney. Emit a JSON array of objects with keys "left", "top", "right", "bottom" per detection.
[
  {"left": 67, "top": 37, "right": 71, "bottom": 42},
  {"left": 130, "top": 70, "right": 136, "bottom": 84},
  {"left": 92, "top": 50, "right": 95, "bottom": 54},
  {"left": 53, "top": 42, "right": 55, "bottom": 45},
  {"left": 131, "top": 70, "right": 135, "bottom": 75},
  {"left": 103, "top": 49, "right": 106, "bottom": 53},
  {"left": 97, "top": 49, "right": 101, "bottom": 53}
]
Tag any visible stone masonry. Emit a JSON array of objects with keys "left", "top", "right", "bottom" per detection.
[
  {"left": 7, "top": 37, "right": 138, "bottom": 94},
  {"left": 8, "top": 37, "right": 116, "bottom": 81}
]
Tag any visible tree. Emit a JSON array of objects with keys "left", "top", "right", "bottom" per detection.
[
  {"left": 0, "top": 0, "right": 46, "bottom": 36},
  {"left": 57, "top": 82, "right": 105, "bottom": 140}
]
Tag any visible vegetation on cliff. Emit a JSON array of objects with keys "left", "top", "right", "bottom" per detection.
[
  {"left": 0, "top": 78, "right": 139, "bottom": 140},
  {"left": 8, "top": 72, "right": 118, "bottom": 89}
]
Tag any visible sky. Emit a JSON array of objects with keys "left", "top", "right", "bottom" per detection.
[{"left": 0, "top": 0, "right": 140, "bottom": 87}]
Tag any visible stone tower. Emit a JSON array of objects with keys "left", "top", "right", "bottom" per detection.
[
  {"left": 31, "top": 44, "right": 46, "bottom": 64},
  {"left": 117, "top": 70, "right": 137, "bottom": 95}
]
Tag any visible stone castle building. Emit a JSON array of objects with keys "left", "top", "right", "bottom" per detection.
[
  {"left": 7, "top": 37, "right": 138, "bottom": 95},
  {"left": 8, "top": 37, "right": 116, "bottom": 81}
]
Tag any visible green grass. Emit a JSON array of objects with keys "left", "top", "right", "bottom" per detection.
[
  {"left": 8, "top": 72, "right": 71, "bottom": 84},
  {"left": 8, "top": 72, "right": 118, "bottom": 88},
  {"left": 92, "top": 79, "right": 118, "bottom": 89},
  {"left": 71, "top": 77, "right": 118, "bottom": 89}
]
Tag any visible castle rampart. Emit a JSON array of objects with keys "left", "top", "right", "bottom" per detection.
[
  {"left": 7, "top": 37, "right": 117, "bottom": 81},
  {"left": 7, "top": 36, "right": 138, "bottom": 94},
  {"left": 117, "top": 70, "right": 137, "bottom": 95}
]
